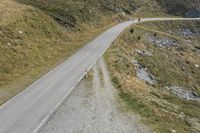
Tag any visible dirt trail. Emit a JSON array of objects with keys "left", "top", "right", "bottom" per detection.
[{"left": 40, "top": 58, "right": 153, "bottom": 133}]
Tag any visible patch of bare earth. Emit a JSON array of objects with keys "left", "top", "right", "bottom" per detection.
[{"left": 40, "top": 58, "right": 152, "bottom": 133}]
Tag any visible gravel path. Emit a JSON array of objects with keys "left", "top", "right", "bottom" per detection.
[{"left": 40, "top": 58, "right": 153, "bottom": 133}]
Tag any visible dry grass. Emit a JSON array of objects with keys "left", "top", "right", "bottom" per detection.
[
  {"left": 0, "top": 0, "right": 118, "bottom": 105},
  {"left": 1, "top": 0, "right": 200, "bottom": 121},
  {"left": 105, "top": 20, "right": 200, "bottom": 133}
]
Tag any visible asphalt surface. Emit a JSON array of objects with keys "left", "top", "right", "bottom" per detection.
[{"left": 0, "top": 17, "right": 200, "bottom": 133}]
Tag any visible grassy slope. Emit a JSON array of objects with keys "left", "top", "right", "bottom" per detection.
[
  {"left": 1, "top": 0, "right": 178, "bottom": 105},
  {"left": 0, "top": 0, "right": 199, "bottom": 131},
  {"left": 132, "top": 0, "right": 200, "bottom": 17},
  {"left": 136, "top": 21, "right": 200, "bottom": 91},
  {"left": 16, "top": 0, "right": 137, "bottom": 29},
  {"left": 156, "top": 0, "right": 200, "bottom": 16},
  {"left": 105, "top": 20, "right": 200, "bottom": 133},
  {"left": 0, "top": 0, "right": 126, "bottom": 104},
  {"left": 104, "top": 1, "right": 200, "bottom": 132}
]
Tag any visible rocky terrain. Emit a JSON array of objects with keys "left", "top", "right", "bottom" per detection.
[{"left": 106, "top": 20, "right": 200, "bottom": 133}]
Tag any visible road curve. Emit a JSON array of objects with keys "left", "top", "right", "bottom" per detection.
[{"left": 0, "top": 17, "right": 200, "bottom": 133}]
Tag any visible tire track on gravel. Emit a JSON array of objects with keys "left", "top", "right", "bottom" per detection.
[{"left": 40, "top": 58, "right": 154, "bottom": 133}]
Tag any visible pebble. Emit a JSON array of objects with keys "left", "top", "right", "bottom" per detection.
[
  {"left": 195, "top": 64, "right": 199, "bottom": 68},
  {"left": 171, "top": 129, "right": 176, "bottom": 133},
  {"left": 19, "top": 31, "right": 23, "bottom": 34}
]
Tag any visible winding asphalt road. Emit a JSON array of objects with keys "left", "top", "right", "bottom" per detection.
[{"left": 0, "top": 17, "right": 200, "bottom": 133}]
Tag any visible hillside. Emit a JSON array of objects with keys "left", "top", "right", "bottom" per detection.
[
  {"left": 106, "top": 20, "right": 200, "bottom": 133},
  {"left": 0, "top": 0, "right": 200, "bottom": 132},
  {"left": 157, "top": 0, "right": 200, "bottom": 17},
  {"left": 0, "top": 0, "right": 139, "bottom": 104},
  {"left": 16, "top": 0, "right": 136, "bottom": 29}
]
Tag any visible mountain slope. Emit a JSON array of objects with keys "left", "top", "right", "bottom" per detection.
[
  {"left": 106, "top": 20, "right": 200, "bottom": 133},
  {"left": 156, "top": 0, "right": 200, "bottom": 17},
  {"left": 16, "top": 0, "right": 137, "bottom": 28},
  {"left": 0, "top": 0, "right": 132, "bottom": 104},
  {"left": 0, "top": 0, "right": 200, "bottom": 132},
  {"left": 0, "top": 0, "right": 200, "bottom": 117}
]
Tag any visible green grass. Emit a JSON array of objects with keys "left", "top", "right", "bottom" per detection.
[
  {"left": 119, "top": 92, "right": 152, "bottom": 118},
  {"left": 119, "top": 91, "right": 189, "bottom": 133},
  {"left": 182, "top": 104, "right": 200, "bottom": 118}
]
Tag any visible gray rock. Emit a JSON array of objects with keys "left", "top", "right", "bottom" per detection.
[
  {"left": 166, "top": 86, "right": 200, "bottom": 101},
  {"left": 185, "top": 10, "right": 200, "bottom": 18},
  {"left": 147, "top": 36, "right": 177, "bottom": 47},
  {"left": 133, "top": 61, "right": 157, "bottom": 85},
  {"left": 135, "top": 49, "right": 153, "bottom": 56},
  {"left": 180, "top": 28, "right": 199, "bottom": 37},
  {"left": 195, "top": 64, "right": 199, "bottom": 68}
]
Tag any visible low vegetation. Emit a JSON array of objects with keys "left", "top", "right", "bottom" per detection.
[
  {"left": 16, "top": 0, "right": 136, "bottom": 29},
  {"left": 0, "top": 0, "right": 122, "bottom": 104},
  {"left": 105, "top": 20, "right": 200, "bottom": 133},
  {"left": 0, "top": 0, "right": 200, "bottom": 132}
]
